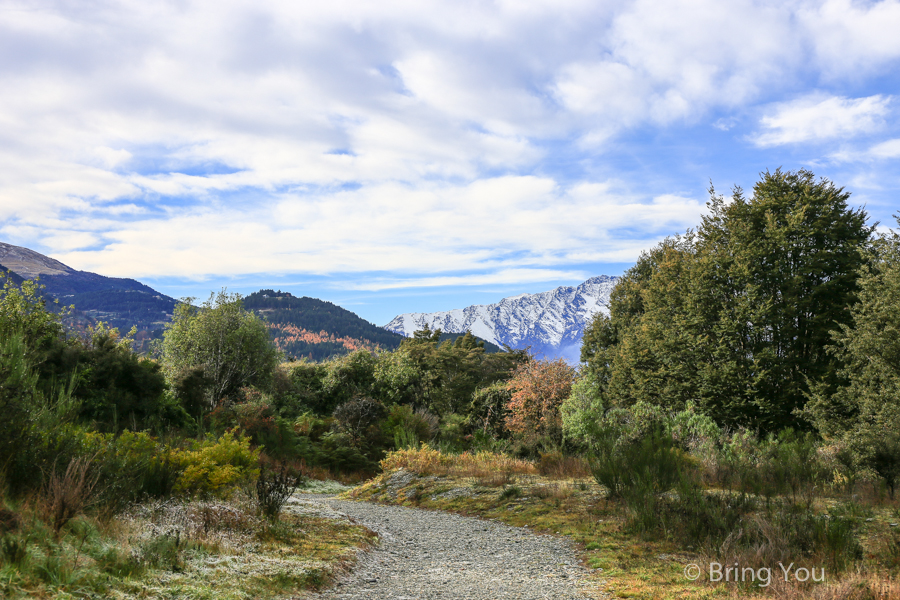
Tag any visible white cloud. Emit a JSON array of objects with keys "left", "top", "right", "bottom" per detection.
[
  {"left": 0, "top": 0, "right": 898, "bottom": 290},
  {"left": 342, "top": 268, "right": 591, "bottom": 291},
  {"left": 753, "top": 94, "right": 891, "bottom": 147},
  {"left": 869, "top": 138, "right": 900, "bottom": 160},
  {"left": 800, "top": 0, "right": 900, "bottom": 77},
  {"left": 45, "top": 177, "right": 706, "bottom": 279}
]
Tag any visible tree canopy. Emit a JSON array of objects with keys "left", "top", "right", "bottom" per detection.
[
  {"left": 161, "top": 290, "right": 281, "bottom": 412},
  {"left": 803, "top": 217, "right": 900, "bottom": 487},
  {"left": 581, "top": 169, "right": 873, "bottom": 432}
]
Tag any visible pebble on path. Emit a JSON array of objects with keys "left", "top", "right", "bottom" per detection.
[{"left": 299, "top": 495, "right": 600, "bottom": 600}]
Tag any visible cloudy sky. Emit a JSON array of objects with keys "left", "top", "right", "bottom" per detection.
[{"left": 2, "top": 0, "right": 899, "bottom": 325}]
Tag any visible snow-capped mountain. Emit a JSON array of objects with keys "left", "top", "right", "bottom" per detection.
[{"left": 382, "top": 276, "right": 619, "bottom": 361}]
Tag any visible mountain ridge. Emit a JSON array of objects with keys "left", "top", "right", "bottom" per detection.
[
  {"left": 0, "top": 242, "right": 178, "bottom": 343},
  {"left": 242, "top": 289, "right": 406, "bottom": 361},
  {"left": 383, "top": 275, "right": 618, "bottom": 361}
]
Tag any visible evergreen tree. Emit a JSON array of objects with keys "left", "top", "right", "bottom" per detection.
[
  {"left": 805, "top": 218, "right": 900, "bottom": 492},
  {"left": 581, "top": 169, "right": 873, "bottom": 431}
]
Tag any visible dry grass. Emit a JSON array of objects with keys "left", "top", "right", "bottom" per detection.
[
  {"left": 743, "top": 573, "right": 900, "bottom": 599},
  {"left": 380, "top": 445, "right": 537, "bottom": 479},
  {"left": 42, "top": 456, "right": 99, "bottom": 535},
  {"left": 537, "top": 450, "right": 592, "bottom": 479},
  {"left": 476, "top": 471, "right": 518, "bottom": 487},
  {"left": 530, "top": 481, "right": 577, "bottom": 500}
]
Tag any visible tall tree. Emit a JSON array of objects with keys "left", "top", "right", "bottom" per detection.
[
  {"left": 805, "top": 218, "right": 900, "bottom": 490},
  {"left": 162, "top": 290, "right": 281, "bottom": 411},
  {"left": 581, "top": 169, "right": 873, "bottom": 431}
]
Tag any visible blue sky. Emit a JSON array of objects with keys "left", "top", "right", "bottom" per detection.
[{"left": 1, "top": 0, "right": 899, "bottom": 326}]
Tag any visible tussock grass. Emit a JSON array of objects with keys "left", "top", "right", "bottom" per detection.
[
  {"left": 380, "top": 444, "right": 537, "bottom": 479},
  {"left": 537, "top": 450, "right": 592, "bottom": 480}
]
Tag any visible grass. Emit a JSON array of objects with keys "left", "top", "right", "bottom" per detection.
[
  {"left": 380, "top": 444, "right": 537, "bottom": 479},
  {"left": 349, "top": 447, "right": 900, "bottom": 600},
  {"left": 0, "top": 487, "right": 375, "bottom": 599}
]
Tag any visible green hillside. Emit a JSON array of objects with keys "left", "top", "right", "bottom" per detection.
[{"left": 243, "top": 289, "right": 404, "bottom": 361}]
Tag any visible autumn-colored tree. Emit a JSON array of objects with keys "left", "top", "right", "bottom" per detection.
[{"left": 505, "top": 358, "right": 576, "bottom": 442}]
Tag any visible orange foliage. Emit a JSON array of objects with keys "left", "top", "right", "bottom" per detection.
[
  {"left": 267, "top": 323, "right": 379, "bottom": 352},
  {"left": 505, "top": 358, "right": 576, "bottom": 437}
]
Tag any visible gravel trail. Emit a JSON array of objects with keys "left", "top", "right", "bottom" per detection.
[{"left": 299, "top": 494, "right": 598, "bottom": 600}]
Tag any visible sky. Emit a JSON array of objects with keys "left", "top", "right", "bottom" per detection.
[{"left": 1, "top": 0, "right": 899, "bottom": 326}]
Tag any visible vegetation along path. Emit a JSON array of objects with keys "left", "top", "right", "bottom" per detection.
[{"left": 302, "top": 493, "right": 598, "bottom": 600}]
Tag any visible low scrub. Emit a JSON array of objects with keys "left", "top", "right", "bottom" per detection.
[{"left": 254, "top": 460, "right": 305, "bottom": 519}]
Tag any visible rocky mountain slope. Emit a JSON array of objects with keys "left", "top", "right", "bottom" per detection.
[{"left": 383, "top": 275, "right": 618, "bottom": 361}]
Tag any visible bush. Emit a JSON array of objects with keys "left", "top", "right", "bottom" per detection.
[
  {"left": 170, "top": 430, "right": 260, "bottom": 498},
  {"left": 465, "top": 382, "right": 512, "bottom": 439},
  {"left": 589, "top": 423, "right": 686, "bottom": 500},
  {"left": 386, "top": 405, "right": 438, "bottom": 450},
  {"left": 332, "top": 397, "right": 387, "bottom": 450},
  {"left": 74, "top": 323, "right": 174, "bottom": 432},
  {"left": 0, "top": 331, "right": 39, "bottom": 478},
  {"left": 254, "top": 460, "right": 304, "bottom": 519}
]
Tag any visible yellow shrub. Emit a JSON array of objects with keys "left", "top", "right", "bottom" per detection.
[{"left": 171, "top": 430, "right": 259, "bottom": 498}]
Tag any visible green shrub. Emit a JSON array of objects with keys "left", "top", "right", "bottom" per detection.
[
  {"left": 466, "top": 382, "right": 512, "bottom": 439},
  {"left": 499, "top": 486, "right": 521, "bottom": 500},
  {"left": 0, "top": 533, "right": 28, "bottom": 566},
  {"left": 589, "top": 423, "right": 685, "bottom": 499},
  {"left": 387, "top": 404, "right": 438, "bottom": 450}
]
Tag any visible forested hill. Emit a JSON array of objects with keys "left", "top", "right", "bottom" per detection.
[
  {"left": 242, "top": 290, "right": 405, "bottom": 361},
  {"left": 0, "top": 242, "right": 178, "bottom": 347}
]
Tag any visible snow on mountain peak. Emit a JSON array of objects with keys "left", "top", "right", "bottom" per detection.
[{"left": 382, "top": 275, "right": 619, "bottom": 361}]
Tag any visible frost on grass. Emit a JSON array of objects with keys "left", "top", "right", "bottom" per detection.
[
  {"left": 300, "top": 479, "right": 354, "bottom": 495},
  {"left": 108, "top": 496, "right": 366, "bottom": 600}
]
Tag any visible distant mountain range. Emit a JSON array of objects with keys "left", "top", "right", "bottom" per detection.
[
  {"left": 383, "top": 276, "right": 619, "bottom": 361},
  {"left": 0, "top": 242, "right": 403, "bottom": 360},
  {"left": 2, "top": 241, "right": 607, "bottom": 361},
  {"left": 241, "top": 290, "right": 502, "bottom": 361}
]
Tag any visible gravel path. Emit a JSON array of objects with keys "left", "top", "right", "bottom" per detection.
[{"left": 298, "top": 494, "right": 599, "bottom": 600}]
